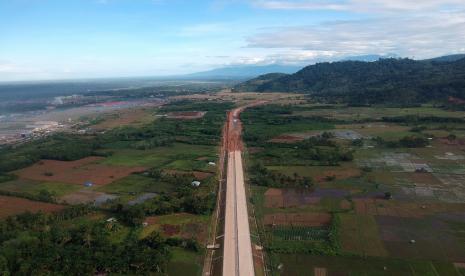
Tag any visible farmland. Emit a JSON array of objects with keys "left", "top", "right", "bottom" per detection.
[
  {"left": 243, "top": 103, "right": 465, "bottom": 275},
  {"left": 1, "top": 91, "right": 465, "bottom": 275},
  {"left": 0, "top": 100, "right": 229, "bottom": 275}
]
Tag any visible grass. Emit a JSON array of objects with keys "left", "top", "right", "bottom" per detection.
[
  {"left": 164, "top": 159, "right": 214, "bottom": 172},
  {"left": 101, "top": 143, "right": 217, "bottom": 168},
  {"left": 0, "top": 179, "right": 81, "bottom": 197},
  {"left": 140, "top": 213, "right": 210, "bottom": 239},
  {"left": 294, "top": 106, "right": 465, "bottom": 120},
  {"left": 275, "top": 254, "right": 460, "bottom": 276},
  {"left": 97, "top": 174, "right": 173, "bottom": 195},
  {"left": 267, "top": 162, "right": 360, "bottom": 180},
  {"left": 356, "top": 214, "right": 388, "bottom": 257},
  {"left": 166, "top": 248, "right": 203, "bottom": 276}
]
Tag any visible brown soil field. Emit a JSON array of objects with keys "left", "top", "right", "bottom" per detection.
[
  {"left": 264, "top": 188, "right": 320, "bottom": 208},
  {"left": 0, "top": 195, "right": 65, "bottom": 218},
  {"left": 314, "top": 268, "right": 327, "bottom": 276},
  {"left": 92, "top": 108, "right": 154, "bottom": 130},
  {"left": 166, "top": 111, "right": 206, "bottom": 119},
  {"left": 162, "top": 224, "right": 181, "bottom": 236},
  {"left": 145, "top": 216, "right": 159, "bottom": 225},
  {"left": 171, "top": 91, "right": 305, "bottom": 105},
  {"left": 314, "top": 167, "right": 362, "bottom": 183},
  {"left": 15, "top": 157, "right": 146, "bottom": 186},
  {"left": 340, "top": 199, "right": 352, "bottom": 210},
  {"left": 181, "top": 223, "right": 209, "bottom": 243},
  {"left": 269, "top": 135, "right": 304, "bottom": 143},
  {"left": 407, "top": 172, "right": 443, "bottom": 186},
  {"left": 264, "top": 212, "right": 331, "bottom": 227}
]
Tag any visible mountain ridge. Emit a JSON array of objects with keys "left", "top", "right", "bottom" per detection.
[{"left": 234, "top": 55, "right": 465, "bottom": 105}]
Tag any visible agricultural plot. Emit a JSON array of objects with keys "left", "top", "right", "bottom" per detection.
[
  {"left": 276, "top": 254, "right": 459, "bottom": 276},
  {"left": 268, "top": 163, "right": 361, "bottom": 183},
  {"left": 0, "top": 195, "right": 64, "bottom": 218},
  {"left": 264, "top": 212, "right": 332, "bottom": 227},
  {"left": 97, "top": 174, "right": 173, "bottom": 195},
  {"left": 166, "top": 111, "right": 206, "bottom": 119},
  {"left": 272, "top": 225, "right": 329, "bottom": 241},
  {"left": 245, "top": 103, "right": 465, "bottom": 275},
  {"left": 376, "top": 215, "right": 465, "bottom": 261},
  {"left": 60, "top": 190, "right": 117, "bottom": 205},
  {"left": 336, "top": 123, "right": 412, "bottom": 140},
  {"left": 14, "top": 157, "right": 146, "bottom": 186},
  {"left": 167, "top": 248, "right": 203, "bottom": 276},
  {"left": 101, "top": 143, "right": 217, "bottom": 168},
  {"left": 339, "top": 213, "right": 388, "bottom": 257},
  {"left": 294, "top": 105, "right": 465, "bottom": 120},
  {"left": 90, "top": 107, "right": 155, "bottom": 131},
  {"left": 0, "top": 178, "right": 80, "bottom": 197},
  {"left": 141, "top": 213, "right": 210, "bottom": 243}
]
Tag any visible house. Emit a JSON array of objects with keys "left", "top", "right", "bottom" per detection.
[{"left": 191, "top": 181, "right": 201, "bottom": 187}]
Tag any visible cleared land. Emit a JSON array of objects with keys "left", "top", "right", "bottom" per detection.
[
  {"left": 0, "top": 195, "right": 64, "bottom": 218},
  {"left": 14, "top": 157, "right": 146, "bottom": 186}
]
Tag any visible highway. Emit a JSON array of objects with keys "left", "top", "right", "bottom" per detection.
[{"left": 222, "top": 107, "right": 255, "bottom": 276}]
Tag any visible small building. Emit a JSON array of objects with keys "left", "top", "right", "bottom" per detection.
[
  {"left": 84, "top": 181, "right": 94, "bottom": 187},
  {"left": 208, "top": 162, "right": 216, "bottom": 166},
  {"left": 106, "top": 217, "right": 117, "bottom": 223},
  {"left": 191, "top": 181, "right": 201, "bottom": 187}
]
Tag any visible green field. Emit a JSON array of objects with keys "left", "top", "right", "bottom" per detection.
[
  {"left": 0, "top": 178, "right": 80, "bottom": 197},
  {"left": 276, "top": 254, "right": 460, "bottom": 276},
  {"left": 97, "top": 174, "right": 173, "bottom": 194},
  {"left": 245, "top": 103, "right": 465, "bottom": 275},
  {"left": 167, "top": 248, "right": 203, "bottom": 276},
  {"left": 295, "top": 105, "right": 465, "bottom": 120},
  {"left": 101, "top": 143, "right": 217, "bottom": 168}
]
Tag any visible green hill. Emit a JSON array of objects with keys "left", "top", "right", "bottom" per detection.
[{"left": 234, "top": 57, "right": 465, "bottom": 105}]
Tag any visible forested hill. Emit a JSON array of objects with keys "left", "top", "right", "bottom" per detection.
[{"left": 234, "top": 57, "right": 465, "bottom": 105}]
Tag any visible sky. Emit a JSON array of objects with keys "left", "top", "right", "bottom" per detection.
[{"left": 1, "top": 0, "right": 465, "bottom": 81}]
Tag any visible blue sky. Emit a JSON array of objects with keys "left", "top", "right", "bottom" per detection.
[{"left": 1, "top": 0, "right": 465, "bottom": 81}]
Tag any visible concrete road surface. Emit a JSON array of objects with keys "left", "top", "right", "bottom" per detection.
[{"left": 222, "top": 107, "right": 255, "bottom": 276}]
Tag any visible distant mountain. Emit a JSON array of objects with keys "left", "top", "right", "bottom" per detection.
[
  {"left": 234, "top": 57, "right": 465, "bottom": 105},
  {"left": 427, "top": 54, "right": 465, "bottom": 62},
  {"left": 234, "top": 73, "right": 289, "bottom": 92},
  {"left": 186, "top": 64, "right": 302, "bottom": 79},
  {"left": 341, "top": 54, "right": 399, "bottom": 62}
]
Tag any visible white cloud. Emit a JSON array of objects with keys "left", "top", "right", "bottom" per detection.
[
  {"left": 245, "top": 10, "right": 465, "bottom": 61},
  {"left": 249, "top": 0, "right": 465, "bottom": 12}
]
